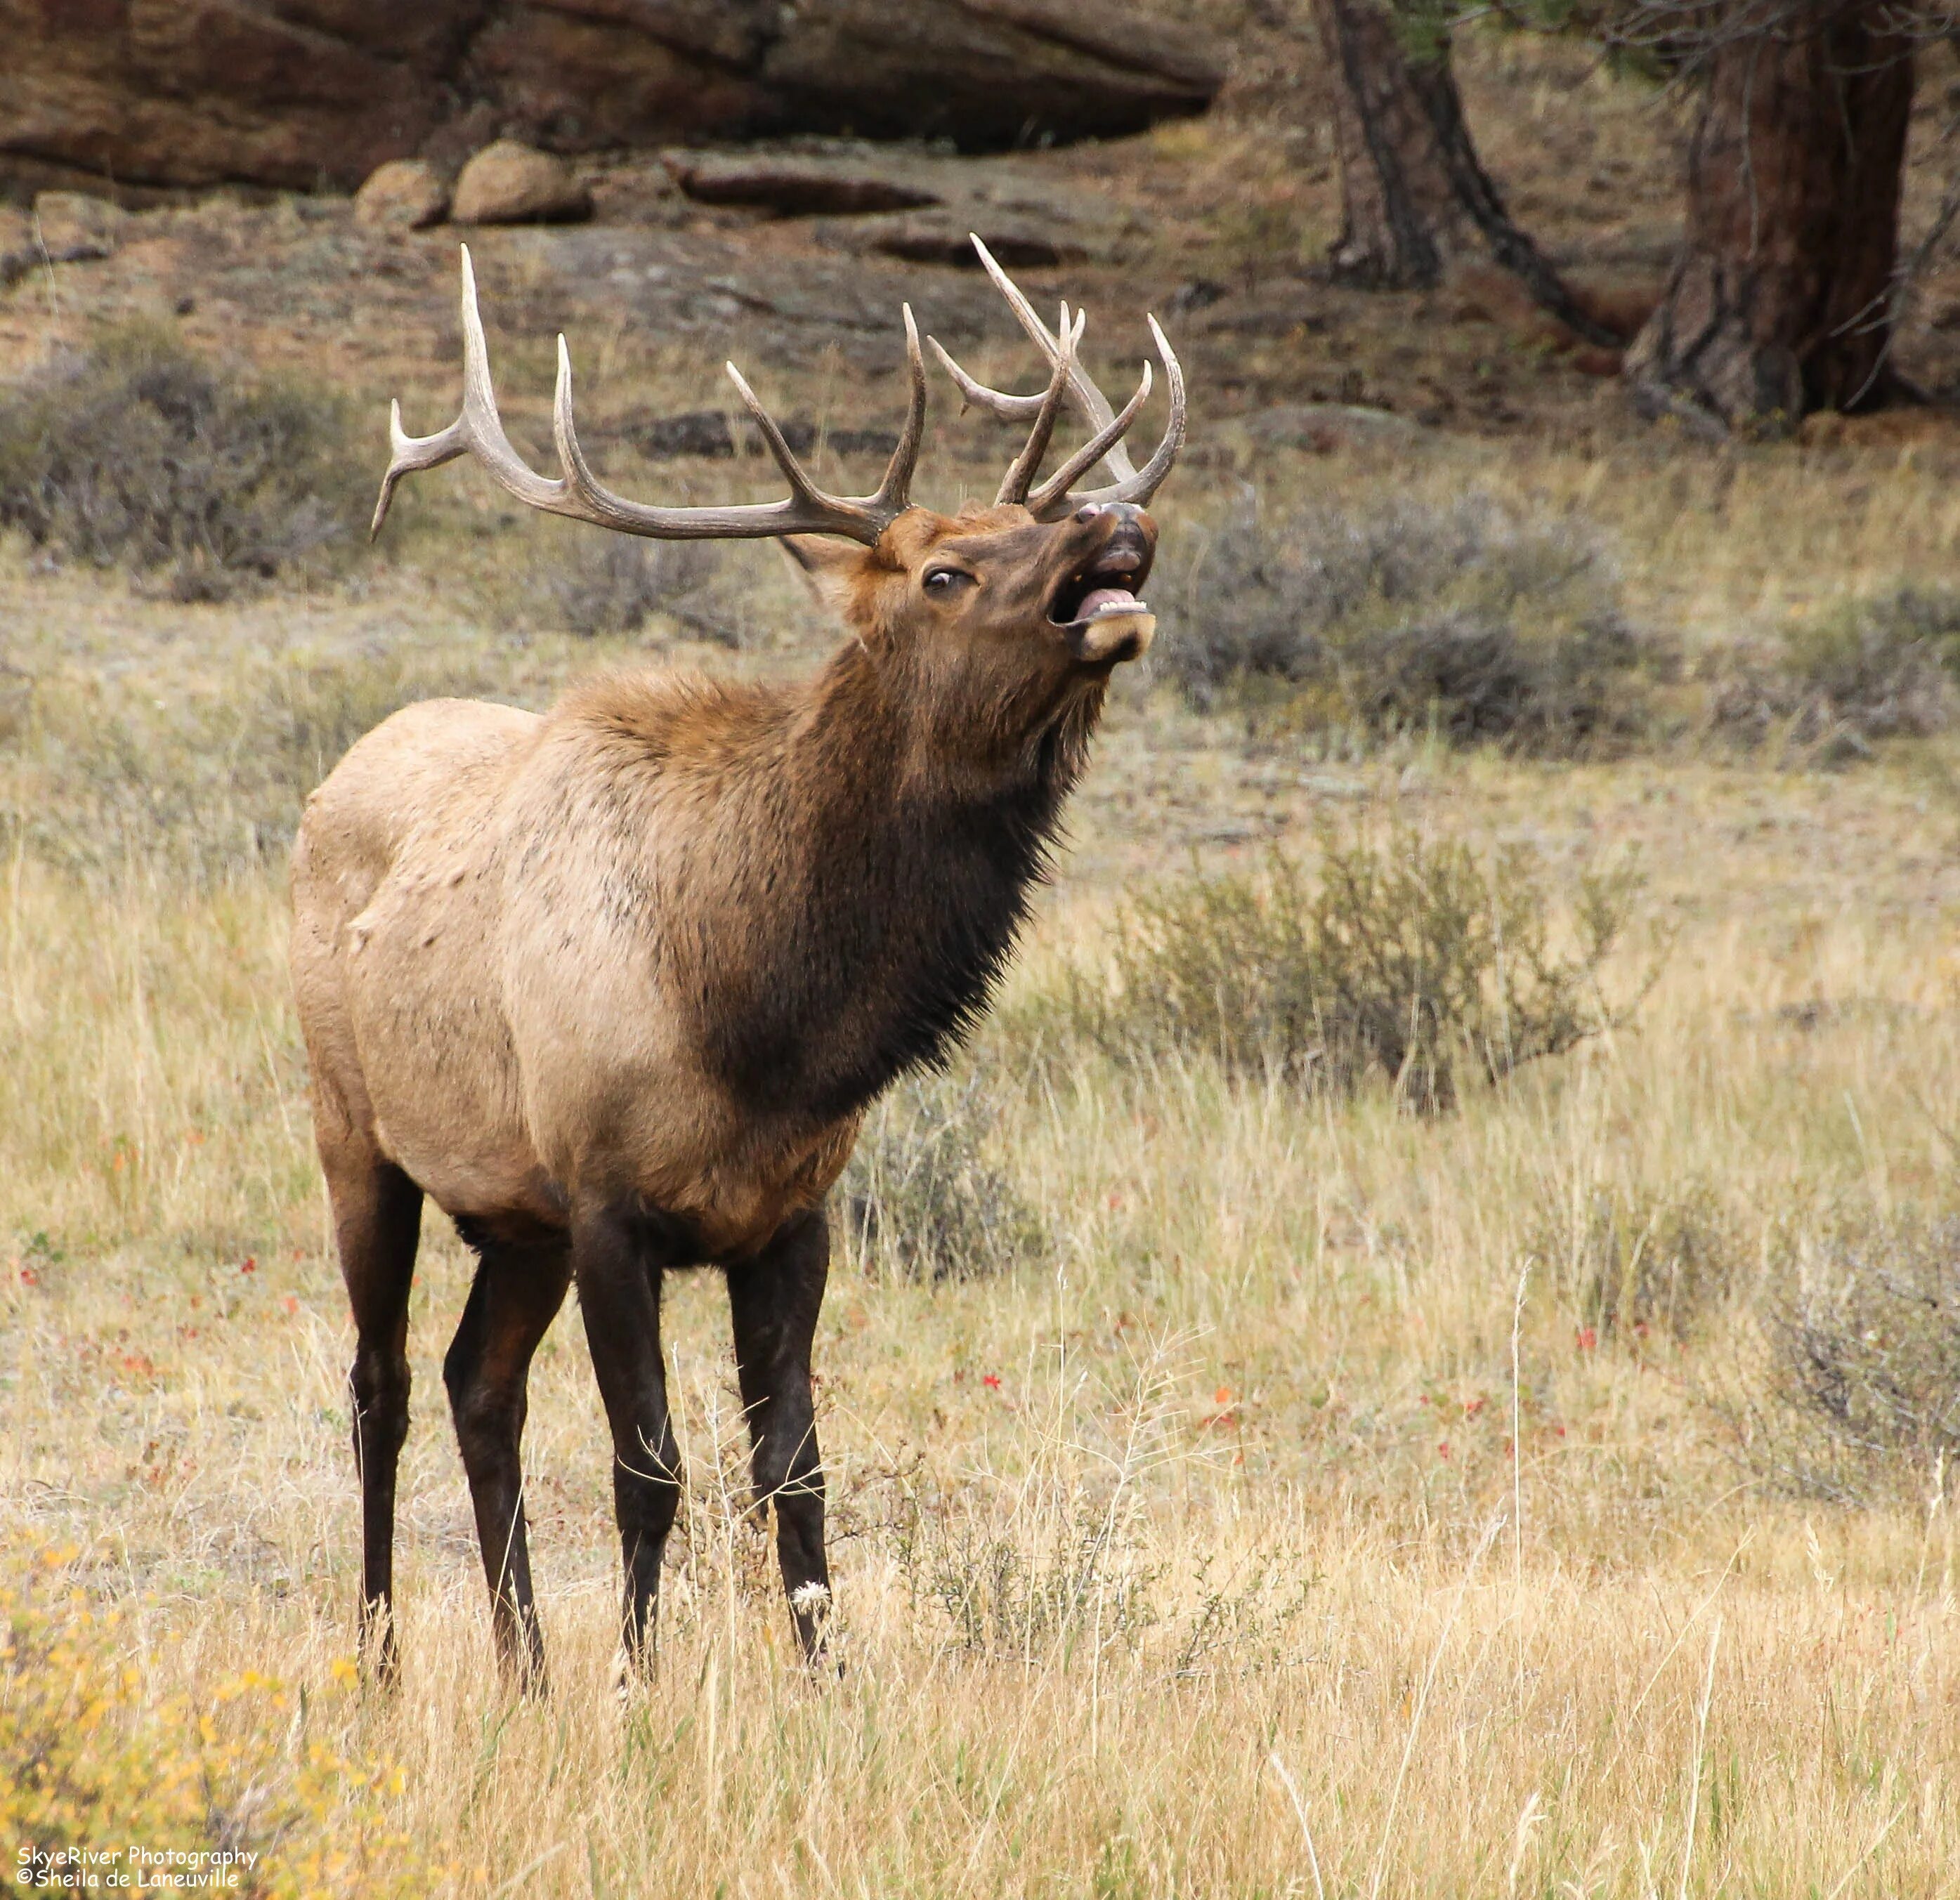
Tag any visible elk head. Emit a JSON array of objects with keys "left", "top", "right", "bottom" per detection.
[{"left": 371, "top": 238, "right": 1186, "bottom": 758}]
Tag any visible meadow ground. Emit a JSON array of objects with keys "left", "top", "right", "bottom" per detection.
[{"left": 8, "top": 24, "right": 1960, "bottom": 1898}]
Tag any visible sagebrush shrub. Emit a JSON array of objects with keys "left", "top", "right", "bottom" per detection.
[
  {"left": 1544, "top": 1181, "right": 1744, "bottom": 1344},
  {"left": 1050, "top": 830, "right": 1647, "bottom": 1110},
  {"left": 1708, "top": 587, "right": 1960, "bottom": 756},
  {"left": 1742, "top": 1211, "right": 1960, "bottom": 1500},
  {"left": 0, "top": 1556, "right": 427, "bottom": 1892},
  {"left": 1157, "top": 491, "right": 1655, "bottom": 754},
  {"left": 527, "top": 532, "right": 738, "bottom": 641},
  {"left": 0, "top": 325, "right": 365, "bottom": 598},
  {"left": 841, "top": 1070, "right": 1046, "bottom": 1283}
]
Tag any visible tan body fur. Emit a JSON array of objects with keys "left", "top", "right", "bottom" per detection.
[{"left": 296, "top": 684, "right": 861, "bottom": 1266}]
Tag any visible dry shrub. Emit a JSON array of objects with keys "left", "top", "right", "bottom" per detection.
[
  {"left": 524, "top": 533, "right": 741, "bottom": 642},
  {"left": 905, "top": 1499, "right": 1162, "bottom": 1657},
  {"left": 1, "top": 649, "right": 503, "bottom": 882},
  {"left": 0, "top": 325, "right": 365, "bottom": 601},
  {"left": 1543, "top": 1181, "right": 1746, "bottom": 1344},
  {"left": 884, "top": 1335, "right": 1309, "bottom": 1670},
  {"left": 1707, "top": 587, "right": 1960, "bottom": 760},
  {"left": 1158, "top": 492, "right": 1656, "bottom": 755},
  {"left": 841, "top": 1070, "right": 1047, "bottom": 1283},
  {"left": 1742, "top": 1210, "right": 1960, "bottom": 1502},
  {"left": 1051, "top": 830, "right": 1647, "bottom": 1111}
]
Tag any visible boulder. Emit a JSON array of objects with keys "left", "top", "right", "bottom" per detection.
[
  {"left": 0, "top": 1, "right": 1223, "bottom": 195},
  {"left": 353, "top": 158, "right": 450, "bottom": 230},
  {"left": 0, "top": 0, "right": 472, "bottom": 194},
  {"left": 451, "top": 140, "right": 592, "bottom": 225}
]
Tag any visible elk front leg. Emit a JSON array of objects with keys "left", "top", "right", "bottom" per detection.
[
  {"left": 326, "top": 1152, "right": 423, "bottom": 1690},
  {"left": 443, "top": 1240, "right": 570, "bottom": 1691},
  {"left": 573, "top": 1203, "right": 679, "bottom": 1671},
  {"left": 728, "top": 1207, "right": 832, "bottom": 1660}
]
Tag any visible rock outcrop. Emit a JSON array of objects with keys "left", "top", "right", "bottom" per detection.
[{"left": 0, "top": 1, "right": 1224, "bottom": 198}]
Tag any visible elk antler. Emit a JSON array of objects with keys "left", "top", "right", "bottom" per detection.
[
  {"left": 928, "top": 234, "right": 1185, "bottom": 520},
  {"left": 372, "top": 247, "right": 929, "bottom": 546},
  {"left": 993, "top": 303, "right": 1082, "bottom": 507}
]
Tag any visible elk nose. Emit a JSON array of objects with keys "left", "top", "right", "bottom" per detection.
[{"left": 1073, "top": 502, "right": 1106, "bottom": 523}]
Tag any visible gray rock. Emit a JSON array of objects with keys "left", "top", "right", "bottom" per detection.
[
  {"left": 452, "top": 141, "right": 592, "bottom": 226},
  {"left": 354, "top": 159, "right": 450, "bottom": 230}
]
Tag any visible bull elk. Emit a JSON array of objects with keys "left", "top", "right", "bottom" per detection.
[{"left": 292, "top": 237, "right": 1185, "bottom": 1686}]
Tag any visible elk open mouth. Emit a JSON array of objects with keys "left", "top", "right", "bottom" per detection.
[{"left": 1047, "top": 549, "right": 1153, "bottom": 629}]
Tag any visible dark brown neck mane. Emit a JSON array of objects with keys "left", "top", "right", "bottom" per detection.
[{"left": 679, "top": 637, "right": 1106, "bottom": 1124}]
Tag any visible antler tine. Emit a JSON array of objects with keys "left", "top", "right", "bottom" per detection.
[
  {"left": 724, "top": 360, "right": 831, "bottom": 507},
  {"left": 373, "top": 246, "right": 926, "bottom": 549},
  {"left": 994, "top": 305, "right": 1082, "bottom": 507},
  {"left": 968, "top": 233, "right": 1139, "bottom": 484},
  {"left": 1063, "top": 313, "right": 1186, "bottom": 513},
  {"left": 871, "top": 303, "right": 929, "bottom": 513},
  {"left": 1027, "top": 360, "right": 1151, "bottom": 519},
  {"left": 925, "top": 334, "right": 1045, "bottom": 424},
  {"left": 372, "top": 245, "right": 554, "bottom": 537}
]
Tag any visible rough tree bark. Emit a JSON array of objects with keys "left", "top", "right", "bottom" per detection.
[
  {"left": 1309, "top": 0, "right": 1623, "bottom": 348},
  {"left": 1623, "top": 3, "right": 1916, "bottom": 433}
]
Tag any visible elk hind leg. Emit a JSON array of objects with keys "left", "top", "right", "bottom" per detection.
[
  {"left": 572, "top": 1203, "right": 679, "bottom": 1672},
  {"left": 443, "top": 1231, "right": 570, "bottom": 1691},
  {"left": 329, "top": 1151, "right": 423, "bottom": 1689}
]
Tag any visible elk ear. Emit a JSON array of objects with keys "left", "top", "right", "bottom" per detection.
[{"left": 776, "top": 536, "right": 873, "bottom": 617}]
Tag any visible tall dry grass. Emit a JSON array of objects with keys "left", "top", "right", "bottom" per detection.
[
  {"left": 4, "top": 772, "right": 1960, "bottom": 1893},
  {"left": 7, "top": 383, "right": 1960, "bottom": 1891}
]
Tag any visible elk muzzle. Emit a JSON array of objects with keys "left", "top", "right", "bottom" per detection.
[{"left": 1050, "top": 501, "right": 1157, "bottom": 666}]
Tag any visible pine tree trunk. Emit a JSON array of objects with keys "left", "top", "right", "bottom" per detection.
[
  {"left": 1311, "top": 0, "right": 1461, "bottom": 287},
  {"left": 1624, "top": 4, "right": 1914, "bottom": 434},
  {"left": 1310, "top": 0, "right": 1622, "bottom": 346}
]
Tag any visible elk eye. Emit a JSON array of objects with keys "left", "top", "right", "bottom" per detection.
[{"left": 923, "top": 568, "right": 969, "bottom": 594}]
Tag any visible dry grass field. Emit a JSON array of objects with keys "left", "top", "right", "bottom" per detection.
[{"left": 8, "top": 22, "right": 1960, "bottom": 1900}]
